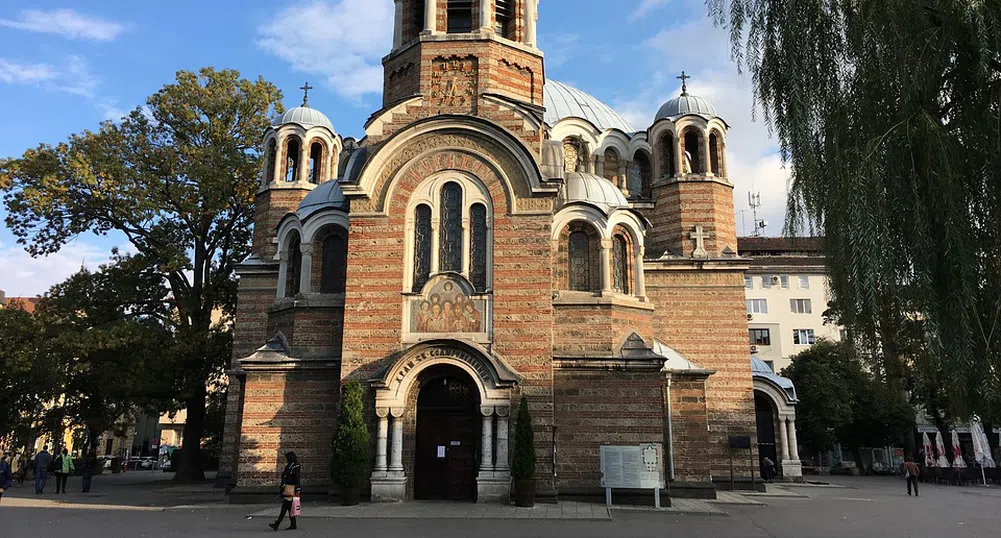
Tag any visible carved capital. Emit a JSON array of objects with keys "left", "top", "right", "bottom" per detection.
[
  {"left": 495, "top": 406, "right": 510, "bottom": 418},
  {"left": 376, "top": 407, "right": 390, "bottom": 418},
  {"left": 480, "top": 405, "right": 496, "bottom": 417},
  {"left": 300, "top": 244, "right": 314, "bottom": 255},
  {"left": 390, "top": 407, "right": 406, "bottom": 418}
]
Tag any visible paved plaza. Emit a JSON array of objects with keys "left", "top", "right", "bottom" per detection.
[{"left": 1, "top": 473, "right": 999, "bottom": 537}]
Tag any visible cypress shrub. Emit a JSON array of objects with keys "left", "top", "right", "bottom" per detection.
[
  {"left": 331, "top": 380, "right": 370, "bottom": 488},
  {"left": 511, "top": 395, "right": 536, "bottom": 480}
]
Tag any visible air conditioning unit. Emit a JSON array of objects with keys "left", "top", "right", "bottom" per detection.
[
  {"left": 771, "top": 275, "right": 780, "bottom": 284},
  {"left": 750, "top": 345, "right": 758, "bottom": 354},
  {"left": 747, "top": 313, "right": 753, "bottom": 321}
]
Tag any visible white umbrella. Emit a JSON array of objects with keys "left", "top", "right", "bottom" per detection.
[
  {"left": 951, "top": 430, "right": 966, "bottom": 468},
  {"left": 935, "top": 431, "right": 951, "bottom": 468},
  {"left": 923, "top": 432, "right": 935, "bottom": 467},
  {"left": 971, "top": 419, "right": 996, "bottom": 468}
]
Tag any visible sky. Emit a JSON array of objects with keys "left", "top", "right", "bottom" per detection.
[{"left": 0, "top": 0, "right": 791, "bottom": 297}]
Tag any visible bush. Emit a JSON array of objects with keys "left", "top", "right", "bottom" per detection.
[
  {"left": 511, "top": 396, "right": 536, "bottom": 480},
  {"left": 331, "top": 380, "right": 370, "bottom": 489}
]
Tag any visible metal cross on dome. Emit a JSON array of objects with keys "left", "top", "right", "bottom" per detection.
[
  {"left": 300, "top": 82, "right": 313, "bottom": 107},
  {"left": 677, "top": 71, "right": 691, "bottom": 95}
]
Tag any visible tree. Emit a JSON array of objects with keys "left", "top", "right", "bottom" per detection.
[
  {"left": 709, "top": 0, "right": 1001, "bottom": 422},
  {"left": 331, "top": 381, "right": 369, "bottom": 493},
  {"left": 512, "top": 396, "right": 536, "bottom": 480},
  {"left": 1, "top": 68, "right": 283, "bottom": 481},
  {"left": 0, "top": 304, "right": 60, "bottom": 451}
]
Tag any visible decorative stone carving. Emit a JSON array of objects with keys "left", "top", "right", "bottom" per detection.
[{"left": 430, "top": 56, "right": 477, "bottom": 109}]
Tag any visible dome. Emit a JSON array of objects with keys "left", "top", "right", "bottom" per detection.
[
  {"left": 297, "top": 180, "right": 347, "bottom": 220},
  {"left": 655, "top": 92, "right": 718, "bottom": 122},
  {"left": 544, "top": 80, "right": 635, "bottom": 133},
  {"left": 556, "top": 172, "right": 629, "bottom": 215},
  {"left": 272, "top": 106, "right": 336, "bottom": 133}
]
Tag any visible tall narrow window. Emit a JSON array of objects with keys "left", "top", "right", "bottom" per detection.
[
  {"left": 321, "top": 231, "right": 348, "bottom": 293},
  {"left": 683, "top": 130, "right": 702, "bottom": 174},
  {"left": 603, "top": 148, "right": 620, "bottom": 185},
  {"left": 309, "top": 142, "right": 323, "bottom": 184},
  {"left": 630, "top": 151, "right": 652, "bottom": 198},
  {"left": 612, "top": 235, "right": 629, "bottom": 294},
  {"left": 438, "top": 182, "right": 463, "bottom": 272},
  {"left": 568, "top": 231, "right": 592, "bottom": 291},
  {"left": 286, "top": 235, "right": 302, "bottom": 297},
  {"left": 447, "top": 0, "right": 474, "bottom": 33},
  {"left": 411, "top": 0, "right": 426, "bottom": 38},
  {"left": 265, "top": 139, "right": 277, "bottom": 183},
  {"left": 285, "top": 138, "right": 301, "bottom": 182},
  {"left": 660, "top": 133, "right": 675, "bottom": 178},
  {"left": 709, "top": 132, "right": 721, "bottom": 176},
  {"left": 470, "top": 203, "right": 488, "bottom": 292},
  {"left": 496, "top": 0, "right": 515, "bottom": 38},
  {"left": 413, "top": 204, "right": 432, "bottom": 291}
]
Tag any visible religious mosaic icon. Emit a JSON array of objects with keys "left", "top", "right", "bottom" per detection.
[{"left": 410, "top": 276, "right": 486, "bottom": 334}]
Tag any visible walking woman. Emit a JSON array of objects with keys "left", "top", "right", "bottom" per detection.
[
  {"left": 53, "top": 448, "right": 74, "bottom": 494},
  {"left": 269, "top": 452, "right": 301, "bottom": 531}
]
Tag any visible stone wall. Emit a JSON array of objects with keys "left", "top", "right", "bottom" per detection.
[
  {"left": 668, "top": 374, "right": 713, "bottom": 483},
  {"left": 648, "top": 179, "right": 736, "bottom": 258}
]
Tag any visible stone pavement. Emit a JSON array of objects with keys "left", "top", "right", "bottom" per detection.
[{"left": 251, "top": 500, "right": 613, "bottom": 520}]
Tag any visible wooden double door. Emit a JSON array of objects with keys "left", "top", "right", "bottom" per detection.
[{"left": 414, "top": 374, "right": 479, "bottom": 501}]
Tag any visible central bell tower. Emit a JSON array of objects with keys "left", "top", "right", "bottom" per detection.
[{"left": 382, "top": 0, "right": 544, "bottom": 120}]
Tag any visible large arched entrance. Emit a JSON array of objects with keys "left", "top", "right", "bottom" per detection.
[
  {"left": 751, "top": 357, "right": 803, "bottom": 480},
  {"left": 414, "top": 365, "right": 480, "bottom": 501},
  {"left": 755, "top": 391, "right": 780, "bottom": 478}
]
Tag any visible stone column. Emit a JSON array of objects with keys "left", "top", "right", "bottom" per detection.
[
  {"left": 276, "top": 250, "right": 288, "bottom": 299},
  {"left": 595, "top": 155, "right": 605, "bottom": 177},
  {"left": 271, "top": 136, "right": 284, "bottom": 185},
  {"left": 779, "top": 416, "right": 791, "bottom": 462},
  {"left": 298, "top": 244, "right": 313, "bottom": 294},
  {"left": 393, "top": 0, "right": 404, "bottom": 49},
  {"left": 618, "top": 162, "right": 629, "bottom": 192},
  {"left": 298, "top": 140, "right": 310, "bottom": 183},
  {"left": 375, "top": 414, "right": 389, "bottom": 472},
  {"left": 524, "top": 0, "right": 537, "bottom": 46},
  {"left": 495, "top": 410, "right": 510, "bottom": 473},
  {"left": 424, "top": 0, "right": 437, "bottom": 34},
  {"left": 599, "top": 239, "right": 613, "bottom": 293},
  {"left": 789, "top": 417, "right": 800, "bottom": 461},
  {"left": 703, "top": 135, "right": 712, "bottom": 176},
  {"left": 479, "top": 0, "right": 492, "bottom": 32},
  {"left": 390, "top": 415, "right": 404, "bottom": 472},
  {"left": 480, "top": 410, "right": 494, "bottom": 472},
  {"left": 430, "top": 221, "right": 440, "bottom": 273},
  {"left": 634, "top": 246, "right": 646, "bottom": 299}
]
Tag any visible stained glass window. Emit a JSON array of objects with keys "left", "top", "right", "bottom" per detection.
[
  {"left": 285, "top": 235, "right": 302, "bottom": 297},
  {"left": 568, "top": 230, "right": 592, "bottom": 291},
  {"left": 612, "top": 235, "right": 629, "bottom": 294},
  {"left": 470, "top": 203, "right": 488, "bottom": 292},
  {"left": 413, "top": 204, "right": 432, "bottom": 291},
  {"left": 321, "top": 231, "right": 347, "bottom": 293},
  {"left": 438, "top": 182, "right": 463, "bottom": 272}
]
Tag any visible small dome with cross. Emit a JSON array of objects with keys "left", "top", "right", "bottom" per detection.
[
  {"left": 655, "top": 71, "right": 718, "bottom": 122},
  {"left": 271, "top": 82, "right": 336, "bottom": 134}
]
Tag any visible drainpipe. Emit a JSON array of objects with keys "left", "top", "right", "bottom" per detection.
[{"left": 665, "top": 372, "right": 675, "bottom": 482}]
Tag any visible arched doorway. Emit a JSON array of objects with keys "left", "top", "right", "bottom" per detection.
[
  {"left": 755, "top": 391, "right": 779, "bottom": 478},
  {"left": 414, "top": 365, "right": 480, "bottom": 501}
]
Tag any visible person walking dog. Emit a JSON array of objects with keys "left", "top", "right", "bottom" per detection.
[{"left": 269, "top": 452, "right": 301, "bottom": 531}]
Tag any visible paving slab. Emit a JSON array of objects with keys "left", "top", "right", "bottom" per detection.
[{"left": 248, "top": 500, "right": 613, "bottom": 520}]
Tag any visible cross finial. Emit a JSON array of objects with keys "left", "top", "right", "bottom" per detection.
[
  {"left": 299, "top": 82, "right": 313, "bottom": 107},
  {"left": 677, "top": 71, "right": 691, "bottom": 95}
]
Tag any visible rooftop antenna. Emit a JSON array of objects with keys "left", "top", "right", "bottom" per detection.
[{"left": 748, "top": 191, "right": 767, "bottom": 237}]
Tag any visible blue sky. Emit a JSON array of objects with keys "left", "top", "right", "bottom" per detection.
[{"left": 0, "top": 0, "right": 788, "bottom": 296}]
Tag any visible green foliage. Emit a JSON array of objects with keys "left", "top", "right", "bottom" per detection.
[
  {"left": 0, "top": 304, "right": 60, "bottom": 447},
  {"left": 783, "top": 340, "right": 914, "bottom": 453},
  {"left": 331, "top": 381, "right": 370, "bottom": 489},
  {"left": 710, "top": 0, "right": 1001, "bottom": 422},
  {"left": 511, "top": 396, "right": 536, "bottom": 480},
  {"left": 1, "top": 67, "right": 282, "bottom": 480}
]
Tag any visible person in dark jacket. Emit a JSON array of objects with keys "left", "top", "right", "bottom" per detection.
[
  {"left": 269, "top": 452, "right": 301, "bottom": 531},
  {"left": 0, "top": 452, "right": 13, "bottom": 503},
  {"left": 34, "top": 446, "right": 51, "bottom": 494},
  {"left": 81, "top": 449, "right": 97, "bottom": 493}
]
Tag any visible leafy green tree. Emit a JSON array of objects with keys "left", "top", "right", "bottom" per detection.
[
  {"left": 0, "top": 304, "right": 60, "bottom": 451},
  {"left": 710, "top": 0, "right": 1001, "bottom": 422},
  {"left": 1, "top": 68, "right": 283, "bottom": 481},
  {"left": 512, "top": 396, "right": 536, "bottom": 480},
  {"left": 331, "top": 381, "right": 370, "bottom": 491}
]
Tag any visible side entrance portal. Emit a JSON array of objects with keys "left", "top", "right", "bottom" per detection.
[{"left": 414, "top": 367, "right": 479, "bottom": 501}]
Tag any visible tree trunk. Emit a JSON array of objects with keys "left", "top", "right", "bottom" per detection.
[
  {"left": 174, "top": 383, "right": 207, "bottom": 483},
  {"left": 852, "top": 447, "right": 865, "bottom": 475}
]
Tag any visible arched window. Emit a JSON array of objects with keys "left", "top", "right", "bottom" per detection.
[
  {"left": 413, "top": 204, "right": 432, "bottom": 292},
  {"left": 709, "top": 131, "right": 723, "bottom": 176},
  {"left": 563, "top": 137, "right": 587, "bottom": 173},
  {"left": 438, "top": 182, "right": 463, "bottom": 272},
  {"left": 683, "top": 130, "right": 702, "bottom": 174},
  {"left": 612, "top": 234, "right": 629, "bottom": 294},
  {"left": 309, "top": 142, "right": 323, "bottom": 184},
  {"left": 568, "top": 230, "right": 593, "bottom": 292},
  {"left": 285, "top": 137, "right": 301, "bottom": 182},
  {"left": 447, "top": 0, "right": 474, "bottom": 33},
  {"left": 629, "top": 151, "right": 653, "bottom": 198},
  {"left": 320, "top": 230, "right": 348, "bottom": 293},
  {"left": 469, "top": 203, "right": 488, "bottom": 292},
  {"left": 603, "top": 148, "right": 620, "bottom": 185},
  {"left": 410, "top": 0, "right": 426, "bottom": 38},
  {"left": 285, "top": 234, "right": 302, "bottom": 297},
  {"left": 496, "top": 0, "right": 516, "bottom": 38},
  {"left": 265, "top": 139, "right": 277, "bottom": 183},
  {"left": 660, "top": 132, "right": 676, "bottom": 178}
]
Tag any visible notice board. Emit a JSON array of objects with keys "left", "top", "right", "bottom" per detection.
[{"left": 600, "top": 443, "right": 666, "bottom": 489}]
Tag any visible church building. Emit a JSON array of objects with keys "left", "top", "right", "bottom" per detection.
[{"left": 220, "top": 0, "right": 767, "bottom": 502}]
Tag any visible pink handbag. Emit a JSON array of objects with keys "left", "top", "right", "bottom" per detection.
[{"left": 290, "top": 496, "right": 301, "bottom": 517}]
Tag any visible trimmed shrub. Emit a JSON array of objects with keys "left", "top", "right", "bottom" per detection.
[
  {"left": 511, "top": 396, "right": 536, "bottom": 480},
  {"left": 331, "top": 380, "right": 370, "bottom": 489}
]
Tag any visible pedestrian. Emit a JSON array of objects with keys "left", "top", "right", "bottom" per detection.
[
  {"left": 0, "top": 452, "right": 13, "bottom": 503},
  {"left": 269, "top": 452, "right": 301, "bottom": 532},
  {"left": 81, "top": 449, "right": 96, "bottom": 493},
  {"left": 17, "top": 452, "right": 28, "bottom": 486},
  {"left": 762, "top": 456, "right": 777, "bottom": 482},
  {"left": 33, "top": 445, "right": 51, "bottom": 494},
  {"left": 53, "top": 448, "right": 74, "bottom": 494},
  {"left": 903, "top": 455, "right": 920, "bottom": 497}
]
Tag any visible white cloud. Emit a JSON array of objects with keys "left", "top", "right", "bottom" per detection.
[
  {"left": 0, "top": 59, "right": 57, "bottom": 84},
  {"left": 54, "top": 55, "right": 100, "bottom": 98},
  {"left": 631, "top": 0, "right": 673, "bottom": 21},
  {"left": 0, "top": 239, "right": 120, "bottom": 297},
  {"left": 257, "top": 0, "right": 394, "bottom": 100},
  {"left": 612, "top": 10, "right": 791, "bottom": 236},
  {"left": 0, "top": 9, "right": 125, "bottom": 41}
]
